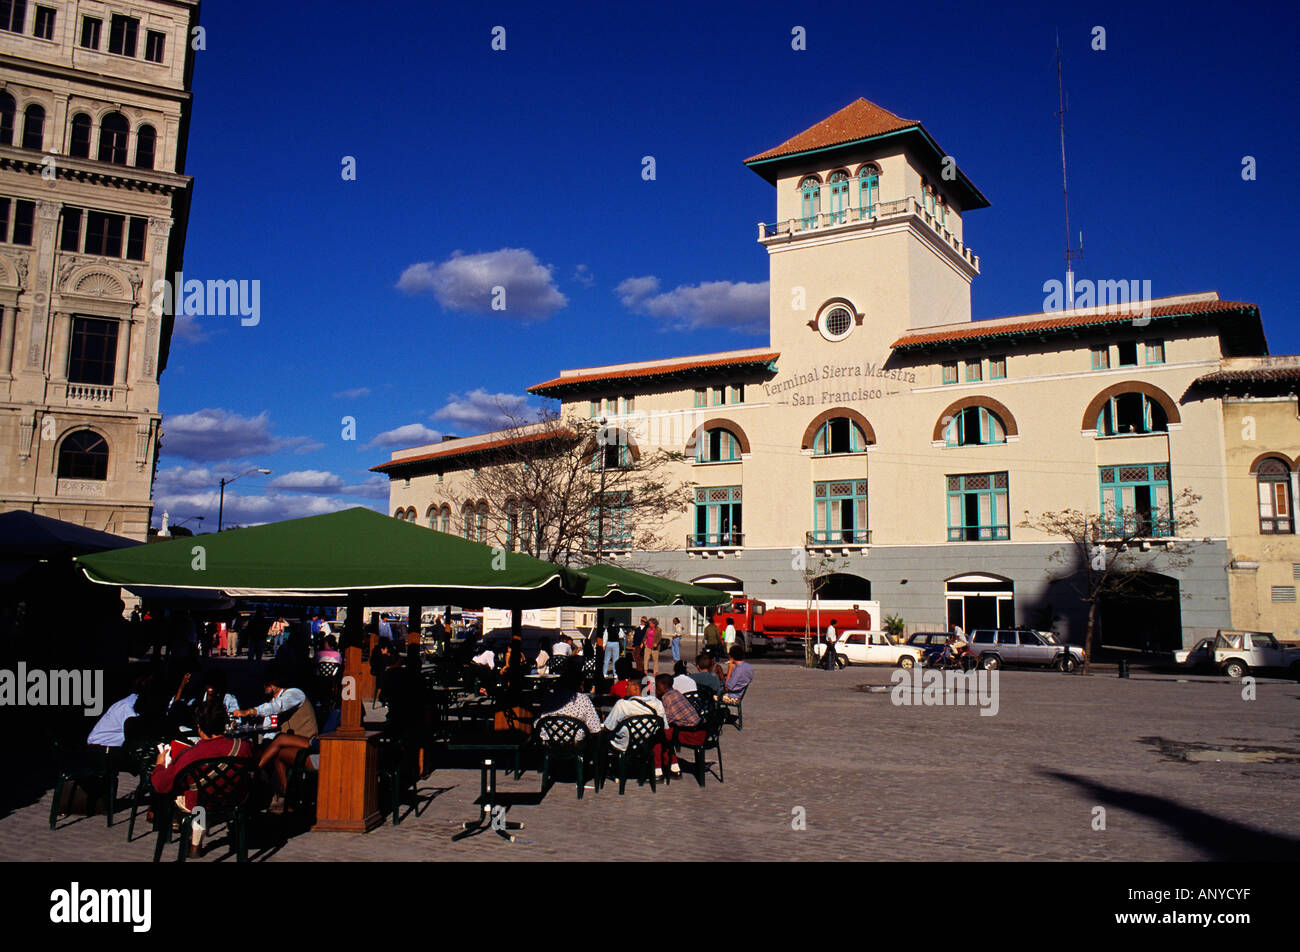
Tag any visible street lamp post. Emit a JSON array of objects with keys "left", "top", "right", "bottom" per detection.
[{"left": 217, "top": 468, "right": 272, "bottom": 531}]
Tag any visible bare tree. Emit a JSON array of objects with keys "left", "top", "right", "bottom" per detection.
[
  {"left": 798, "top": 550, "right": 849, "bottom": 667},
  {"left": 1019, "top": 489, "right": 1201, "bottom": 673},
  {"left": 455, "top": 408, "right": 693, "bottom": 568}
]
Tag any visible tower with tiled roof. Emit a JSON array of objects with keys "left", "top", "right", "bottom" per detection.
[{"left": 745, "top": 97, "right": 989, "bottom": 358}]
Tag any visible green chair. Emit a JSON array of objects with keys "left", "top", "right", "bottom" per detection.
[
  {"left": 153, "top": 756, "right": 258, "bottom": 862},
  {"left": 50, "top": 739, "right": 119, "bottom": 830},
  {"left": 124, "top": 737, "right": 166, "bottom": 842},
  {"left": 375, "top": 734, "right": 420, "bottom": 825},
  {"left": 674, "top": 706, "right": 725, "bottom": 786},
  {"left": 721, "top": 685, "right": 748, "bottom": 730},
  {"left": 599, "top": 714, "right": 663, "bottom": 795},
  {"left": 534, "top": 715, "right": 592, "bottom": 799}
]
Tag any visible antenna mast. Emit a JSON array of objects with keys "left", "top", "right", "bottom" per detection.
[{"left": 1056, "top": 37, "right": 1082, "bottom": 309}]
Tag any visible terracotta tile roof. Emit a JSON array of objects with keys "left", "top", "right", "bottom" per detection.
[
  {"left": 370, "top": 428, "right": 574, "bottom": 474},
  {"left": 1193, "top": 367, "right": 1300, "bottom": 387},
  {"left": 891, "top": 300, "right": 1260, "bottom": 350},
  {"left": 528, "top": 351, "right": 779, "bottom": 397},
  {"left": 745, "top": 98, "right": 918, "bottom": 164}
]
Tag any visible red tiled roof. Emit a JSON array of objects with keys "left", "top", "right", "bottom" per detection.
[
  {"left": 745, "top": 98, "right": 918, "bottom": 164},
  {"left": 891, "top": 300, "right": 1259, "bottom": 350},
  {"left": 528, "top": 352, "right": 779, "bottom": 397},
  {"left": 370, "top": 428, "right": 574, "bottom": 474},
  {"left": 1194, "top": 367, "right": 1300, "bottom": 386}
]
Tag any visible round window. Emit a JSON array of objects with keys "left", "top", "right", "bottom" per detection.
[{"left": 819, "top": 305, "right": 854, "bottom": 342}]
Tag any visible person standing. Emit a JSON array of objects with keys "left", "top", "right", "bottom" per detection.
[
  {"left": 642, "top": 616, "right": 660, "bottom": 676},
  {"left": 247, "top": 608, "right": 269, "bottom": 663},
  {"left": 723, "top": 617, "right": 737, "bottom": 654},
  {"left": 602, "top": 623, "right": 621, "bottom": 679},
  {"left": 822, "top": 622, "right": 839, "bottom": 670},
  {"left": 703, "top": 617, "right": 722, "bottom": 660},
  {"left": 670, "top": 617, "right": 683, "bottom": 663}
]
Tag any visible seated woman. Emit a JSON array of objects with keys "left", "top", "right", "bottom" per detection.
[
  {"left": 537, "top": 668, "right": 602, "bottom": 737},
  {"left": 151, "top": 698, "right": 253, "bottom": 857},
  {"left": 609, "top": 656, "right": 645, "bottom": 700},
  {"left": 315, "top": 634, "right": 342, "bottom": 665}
]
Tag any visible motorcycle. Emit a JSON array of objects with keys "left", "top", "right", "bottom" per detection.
[{"left": 922, "top": 644, "right": 977, "bottom": 672}]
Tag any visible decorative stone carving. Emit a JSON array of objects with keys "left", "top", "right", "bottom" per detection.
[
  {"left": 18, "top": 414, "right": 35, "bottom": 459},
  {"left": 57, "top": 260, "right": 77, "bottom": 290},
  {"left": 74, "top": 271, "right": 126, "bottom": 297},
  {"left": 58, "top": 479, "right": 107, "bottom": 498}
]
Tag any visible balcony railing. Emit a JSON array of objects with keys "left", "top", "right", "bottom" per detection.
[
  {"left": 686, "top": 532, "right": 744, "bottom": 549},
  {"left": 1096, "top": 516, "right": 1177, "bottom": 540},
  {"left": 758, "top": 198, "right": 978, "bottom": 269},
  {"left": 806, "top": 529, "right": 872, "bottom": 546},
  {"left": 65, "top": 383, "right": 114, "bottom": 403}
]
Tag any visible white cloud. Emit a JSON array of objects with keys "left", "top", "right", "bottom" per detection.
[
  {"left": 573, "top": 263, "right": 595, "bottom": 287},
  {"left": 267, "top": 470, "right": 344, "bottom": 493},
  {"left": 160, "top": 408, "right": 318, "bottom": 462},
  {"left": 432, "top": 389, "right": 533, "bottom": 431},
  {"left": 171, "top": 315, "right": 210, "bottom": 345},
  {"left": 396, "top": 248, "right": 568, "bottom": 320},
  {"left": 342, "top": 474, "right": 391, "bottom": 499},
  {"left": 332, "top": 387, "right": 371, "bottom": 400},
  {"left": 616, "top": 275, "right": 769, "bottom": 334},
  {"left": 366, "top": 422, "right": 443, "bottom": 450}
]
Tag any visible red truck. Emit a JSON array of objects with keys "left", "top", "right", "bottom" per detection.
[{"left": 708, "top": 597, "right": 874, "bottom": 654}]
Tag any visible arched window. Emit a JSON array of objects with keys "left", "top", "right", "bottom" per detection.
[
  {"left": 1096, "top": 392, "right": 1168, "bottom": 437},
  {"left": 696, "top": 427, "right": 742, "bottom": 463},
  {"left": 945, "top": 406, "right": 1007, "bottom": 447},
  {"left": 69, "top": 113, "right": 92, "bottom": 158},
  {"left": 827, "top": 170, "right": 849, "bottom": 224},
  {"left": 58, "top": 430, "right": 109, "bottom": 480},
  {"left": 426, "top": 505, "right": 438, "bottom": 529},
  {"left": 475, "top": 502, "right": 489, "bottom": 543},
  {"left": 21, "top": 104, "right": 44, "bottom": 150},
  {"left": 134, "top": 124, "right": 156, "bottom": 169},
  {"left": 439, "top": 504, "right": 451, "bottom": 534},
  {"left": 799, "top": 175, "right": 821, "bottom": 230},
  {"left": 97, "top": 112, "right": 130, "bottom": 164},
  {"left": 858, "top": 164, "right": 879, "bottom": 218},
  {"left": 406, "top": 507, "right": 416, "bottom": 521},
  {"left": 813, "top": 416, "right": 868, "bottom": 455},
  {"left": 462, "top": 502, "right": 475, "bottom": 539},
  {"left": 0, "top": 93, "right": 14, "bottom": 146},
  {"left": 505, "top": 500, "right": 519, "bottom": 551},
  {"left": 1257, "top": 458, "right": 1293, "bottom": 534}
]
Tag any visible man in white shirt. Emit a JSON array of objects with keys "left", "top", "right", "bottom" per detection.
[
  {"left": 602, "top": 677, "right": 667, "bottom": 754},
  {"left": 552, "top": 636, "right": 573, "bottom": 657},
  {"left": 87, "top": 693, "right": 139, "bottom": 748},
  {"left": 723, "top": 619, "right": 737, "bottom": 649},
  {"left": 823, "top": 622, "right": 839, "bottom": 670},
  {"left": 472, "top": 647, "right": 496, "bottom": 669},
  {"left": 671, "top": 661, "right": 696, "bottom": 695}
]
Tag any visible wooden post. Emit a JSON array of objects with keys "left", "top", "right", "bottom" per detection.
[{"left": 314, "top": 596, "right": 381, "bottom": 832}]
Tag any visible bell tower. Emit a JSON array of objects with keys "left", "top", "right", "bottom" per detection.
[{"left": 745, "top": 98, "right": 989, "bottom": 361}]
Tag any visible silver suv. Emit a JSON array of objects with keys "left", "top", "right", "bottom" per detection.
[{"left": 968, "top": 628, "right": 1085, "bottom": 671}]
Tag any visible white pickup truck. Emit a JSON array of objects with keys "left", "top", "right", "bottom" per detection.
[
  {"left": 813, "top": 630, "right": 922, "bottom": 668},
  {"left": 1189, "top": 630, "right": 1300, "bottom": 680}
]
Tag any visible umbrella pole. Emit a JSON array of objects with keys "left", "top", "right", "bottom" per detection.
[{"left": 314, "top": 594, "right": 382, "bottom": 833}]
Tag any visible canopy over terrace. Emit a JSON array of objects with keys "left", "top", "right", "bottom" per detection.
[
  {"left": 72, "top": 508, "right": 721, "bottom": 832},
  {"left": 577, "top": 564, "right": 729, "bottom": 609}
]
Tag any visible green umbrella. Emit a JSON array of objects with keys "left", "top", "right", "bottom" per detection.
[
  {"left": 578, "top": 563, "right": 730, "bottom": 608},
  {"left": 75, "top": 507, "right": 626, "bottom": 609}
]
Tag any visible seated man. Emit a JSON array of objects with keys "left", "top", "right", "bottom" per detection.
[
  {"left": 602, "top": 676, "right": 668, "bottom": 777},
  {"left": 671, "top": 660, "right": 697, "bottom": 696},
  {"left": 688, "top": 653, "right": 723, "bottom": 701},
  {"left": 721, "top": 645, "right": 753, "bottom": 706},
  {"left": 609, "top": 657, "right": 644, "bottom": 699},
  {"left": 150, "top": 699, "right": 253, "bottom": 857},
  {"left": 653, "top": 673, "right": 704, "bottom": 777},
  {"left": 232, "top": 665, "right": 317, "bottom": 808},
  {"left": 551, "top": 635, "right": 574, "bottom": 657}
]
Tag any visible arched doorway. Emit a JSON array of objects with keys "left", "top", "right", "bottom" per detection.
[
  {"left": 945, "top": 574, "right": 1014, "bottom": 632},
  {"left": 1099, "top": 572, "right": 1181, "bottom": 652},
  {"left": 818, "top": 573, "right": 871, "bottom": 600}
]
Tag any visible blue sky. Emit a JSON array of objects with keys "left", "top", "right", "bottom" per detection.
[{"left": 153, "top": 0, "right": 1300, "bottom": 530}]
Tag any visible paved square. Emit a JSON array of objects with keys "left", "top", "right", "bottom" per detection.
[{"left": 7, "top": 663, "right": 1298, "bottom": 861}]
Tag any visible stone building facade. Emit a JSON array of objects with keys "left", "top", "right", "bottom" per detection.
[{"left": 0, "top": 0, "right": 199, "bottom": 539}]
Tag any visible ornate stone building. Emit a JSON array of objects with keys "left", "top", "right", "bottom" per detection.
[
  {"left": 379, "top": 97, "right": 1290, "bottom": 650},
  {"left": 0, "top": 0, "right": 199, "bottom": 539}
]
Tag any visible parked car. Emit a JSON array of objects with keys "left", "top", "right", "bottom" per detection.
[
  {"left": 814, "top": 630, "right": 923, "bottom": 668},
  {"left": 1207, "top": 630, "right": 1300, "bottom": 680},
  {"left": 905, "top": 631, "right": 958, "bottom": 665},
  {"left": 1172, "top": 637, "right": 1214, "bottom": 671},
  {"left": 968, "top": 628, "right": 1085, "bottom": 671}
]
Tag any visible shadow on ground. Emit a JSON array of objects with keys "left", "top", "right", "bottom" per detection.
[{"left": 1042, "top": 769, "right": 1300, "bottom": 861}]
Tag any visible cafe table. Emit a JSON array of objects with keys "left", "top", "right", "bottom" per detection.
[{"left": 446, "top": 728, "right": 531, "bottom": 842}]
